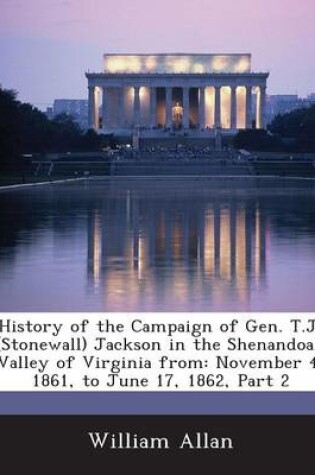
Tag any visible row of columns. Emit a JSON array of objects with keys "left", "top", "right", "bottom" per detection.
[{"left": 88, "top": 85, "right": 267, "bottom": 130}]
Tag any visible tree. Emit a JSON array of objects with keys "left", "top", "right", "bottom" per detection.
[
  {"left": 0, "top": 86, "right": 105, "bottom": 169},
  {"left": 269, "top": 105, "right": 315, "bottom": 151},
  {"left": 0, "top": 87, "right": 53, "bottom": 166},
  {"left": 50, "top": 113, "right": 82, "bottom": 151},
  {"left": 234, "top": 105, "right": 315, "bottom": 152},
  {"left": 234, "top": 129, "right": 281, "bottom": 151},
  {"left": 0, "top": 88, "right": 21, "bottom": 166},
  {"left": 18, "top": 102, "right": 54, "bottom": 153}
]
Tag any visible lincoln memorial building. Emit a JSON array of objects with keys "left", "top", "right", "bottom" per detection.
[{"left": 86, "top": 54, "right": 269, "bottom": 135}]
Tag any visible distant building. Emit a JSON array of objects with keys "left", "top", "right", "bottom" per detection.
[{"left": 46, "top": 99, "right": 89, "bottom": 129}]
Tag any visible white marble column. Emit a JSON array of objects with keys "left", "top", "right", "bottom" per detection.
[
  {"left": 102, "top": 87, "right": 107, "bottom": 130},
  {"left": 165, "top": 87, "right": 172, "bottom": 128},
  {"left": 88, "top": 86, "right": 96, "bottom": 129},
  {"left": 150, "top": 87, "right": 157, "bottom": 128},
  {"left": 230, "top": 86, "right": 237, "bottom": 130},
  {"left": 259, "top": 85, "right": 267, "bottom": 129},
  {"left": 246, "top": 86, "right": 252, "bottom": 129},
  {"left": 214, "top": 86, "right": 221, "bottom": 128},
  {"left": 133, "top": 86, "right": 140, "bottom": 127},
  {"left": 183, "top": 87, "right": 189, "bottom": 128},
  {"left": 199, "top": 87, "right": 205, "bottom": 129},
  {"left": 118, "top": 87, "right": 124, "bottom": 127}
]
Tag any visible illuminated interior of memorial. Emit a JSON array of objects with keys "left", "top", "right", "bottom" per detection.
[{"left": 86, "top": 54, "right": 269, "bottom": 133}]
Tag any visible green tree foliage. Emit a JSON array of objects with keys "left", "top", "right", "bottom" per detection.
[
  {"left": 0, "top": 88, "right": 21, "bottom": 165},
  {"left": 234, "top": 105, "right": 315, "bottom": 152},
  {"left": 269, "top": 105, "right": 315, "bottom": 151},
  {"left": 234, "top": 129, "right": 281, "bottom": 151},
  {"left": 50, "top": 113, "right": 82, "bottom": 151},
  {"left": 0, "top": 86, "right": 103, "bottom": 169},
  {"left": 18, "top": 102, "right": 54, "bottom": 154}
]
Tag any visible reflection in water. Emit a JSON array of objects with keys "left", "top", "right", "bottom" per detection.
[
  {"left": 92, "top": 212, "right": 102, "bottom": 288},
  {"left": 88, "top": 188, "right": 267, "bottom": 310},
  {"left": 0, "top": 178, "right": 314, "bottom": 311}
]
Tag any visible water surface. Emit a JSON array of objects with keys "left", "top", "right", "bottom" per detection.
[{"left": 0, "top": 177, "right": 314, "bottom": 311}]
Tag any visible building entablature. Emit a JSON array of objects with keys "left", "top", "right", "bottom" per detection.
[{"left": 86, "top": 72, "right": 269, "bottom": 89}]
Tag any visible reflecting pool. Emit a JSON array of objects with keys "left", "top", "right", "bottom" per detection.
[{"left": 0, "top": 177, "right": 314, "bottom": 311}]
